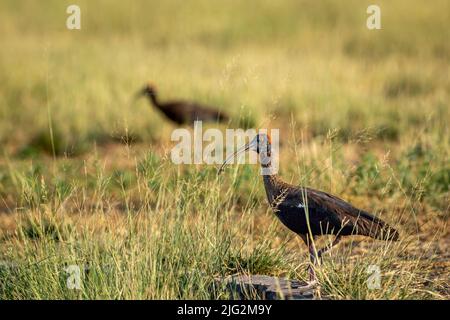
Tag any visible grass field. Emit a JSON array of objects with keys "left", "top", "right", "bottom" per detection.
[{"left": 0, "top": 0, "right": 448, "bottom": 299}]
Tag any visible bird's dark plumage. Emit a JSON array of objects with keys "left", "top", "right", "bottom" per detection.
[
  {"left": 264, "top": 175, "right": 399, "bottom": 241},
  {"left": 138, "top": 83, "right": 229, "bottom": 125}
]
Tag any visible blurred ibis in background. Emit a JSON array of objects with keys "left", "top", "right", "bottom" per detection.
[
  {"left": 219, "top": 133, "right": 399, "bottom": 285},
  {"left": 137, "top": 82, "right": 229, "bottom": 125}
]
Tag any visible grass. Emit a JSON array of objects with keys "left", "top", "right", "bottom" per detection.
[{"left": 0, "top": 0, "right": 448, "bottom": 299}]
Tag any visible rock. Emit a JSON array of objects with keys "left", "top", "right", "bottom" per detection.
[{"left": 215, "top": 274, "right": 316, "bottom": 300}]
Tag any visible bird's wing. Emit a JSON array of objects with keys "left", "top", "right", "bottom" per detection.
[
  {"left": 165, "top": 101, "right": 228, "bottom": 121},
  {"left": 271, "top": 185, "right": 398, "bottom": 239},
  {"left": 190, "top": 103, "right": 228, "bottom": 119},
  {"left": 305, "top": 188, "right": 377, "bottom": 221},
  {"left": 304, "top": 188, "right": 399, "bottom": 240}
]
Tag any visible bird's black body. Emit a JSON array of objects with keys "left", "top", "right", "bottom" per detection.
[
  {"left": 264, "top": 175, "right": 399, "bottom": 241},
  {"left": 139, "top": 83, "right": 229, "bottom": 125}
]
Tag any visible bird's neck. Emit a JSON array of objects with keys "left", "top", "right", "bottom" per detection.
[
  {"left": 146, "top": 91, "right": 160, "bottom": 107},
  {"left": 262, "top": 174, "right": 277, "bottom": 205},
  {"left": 259, "top": 151, "right": 288, "bottom": 206},
  {"left": 262, "top": 174, "right": 290, "bottom": 207}
]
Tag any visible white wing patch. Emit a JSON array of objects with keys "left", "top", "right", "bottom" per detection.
[{"left": 296, "top": 203, "right": 305, "bottom": 208}]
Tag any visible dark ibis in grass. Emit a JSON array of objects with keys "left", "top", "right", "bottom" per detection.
[
  {"left": 136, "top": 83, "right": 229, "bottom": 125},
  {"left": 219, "top": 133, "right": 399, "bottom": 285}
]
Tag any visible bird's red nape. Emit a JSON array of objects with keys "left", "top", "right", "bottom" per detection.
[{"left": 266, "top": 133, "right": 272, "bottom": 144}]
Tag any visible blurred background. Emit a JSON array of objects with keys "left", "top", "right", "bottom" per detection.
[
  {"left": 0, "top": 0, "right": 448, "bottom": 299},
  {"left": 0, "top": 0, "right": 448, "bottom": 150}
]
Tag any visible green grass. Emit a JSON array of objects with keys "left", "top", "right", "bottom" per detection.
[{"left": 0, "top": 0, "right": 448, "bottom": 299}]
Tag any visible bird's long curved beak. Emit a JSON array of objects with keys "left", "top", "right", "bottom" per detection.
[{"left": 217, "top": 139, "right": 257, "bottom": 175}]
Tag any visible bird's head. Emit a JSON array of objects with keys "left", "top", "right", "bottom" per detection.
[
  {"left": 218, "top": 133, "right": 272, "bottom": 174},
  {"left": 137, "top": 82, "right": 157, "bottom": 98}
]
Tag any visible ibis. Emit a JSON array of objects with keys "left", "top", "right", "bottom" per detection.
[{"left": 219, "top": 133, "right": 399, "bottom": 284}]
